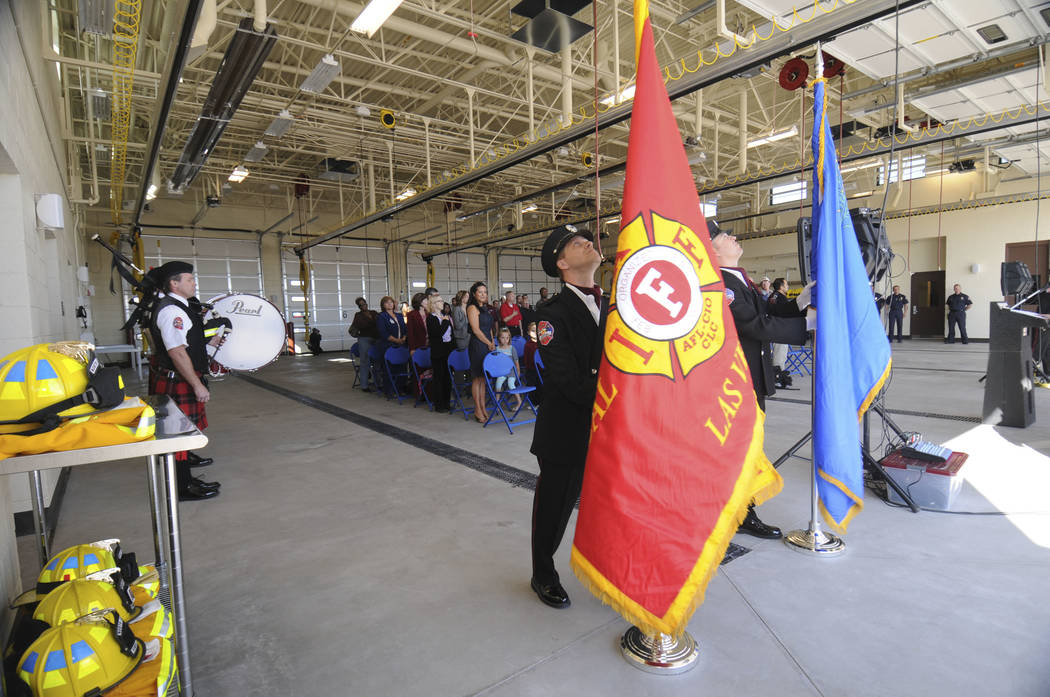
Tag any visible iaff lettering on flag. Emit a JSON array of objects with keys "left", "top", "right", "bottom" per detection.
[{"left": 570, "top": 0, "right": 781, "bottom": 637}]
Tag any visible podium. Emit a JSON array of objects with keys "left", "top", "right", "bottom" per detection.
[{"left": 982, "top": 302, "right": 1049, "bottom": 427}]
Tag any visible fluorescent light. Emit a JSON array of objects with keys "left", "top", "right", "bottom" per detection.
[
  {"left": 265, "top": 109, "right": 293, "bottom": 137},
  {"left": 300, "top": 54, "right": 340, "bottom": 94},
  {"left": 395, "top": 187, "right": 417, "bottom": 201},
  {"left": 747, "top": 125, "right": 798, "bottom": 149},
  {"left": 351, "top": 0, "right": 406, "bottom": 38},
  {"left": 244, "top": 141, "right": 268, "bottom": 162},
  {"left": 228, "top": 165, "right": 249, "bottom": 183},
  {"left": 146, "top": 184, "right": 158, "bottom": 201},
  {"left": 604, "top": 215, "right": 620, "bottom": 224},
  {"left": 412, "top": 281, "right": 426, "bottom": 288},
  {"left": 599, "top": 84, "right": 636, "bottom": 106},
  {"left": 521, "top": 203, "right": 538, "bottom": 213},
  {"left": 502, "top": 283, "right": 514, "bottom": 288},
  {"left": 840, "top": 160, "right": 881, "bottom": 174},
  {"left": 700, "top": 202, "right": 717, "bottom": 218}
]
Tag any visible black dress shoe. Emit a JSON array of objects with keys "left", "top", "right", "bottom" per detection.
[
  {"left": 738, "top": 506, "right": 782, "bottom": 539},
  {"left": 187, "top": 452, "right": 213, "bottom": 467},
  {"left": 178, "top": 483, "right": 219, "bottom": 501},
  {"left": 190, "top": 476, "right": 220, "bottom": 491},
  {"left": 531, "top": 578, "right": 571, "bottom": 609}
]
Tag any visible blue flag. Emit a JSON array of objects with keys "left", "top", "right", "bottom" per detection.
[{"left": 810, "top": 78, "right": 892, "bottom": 533}]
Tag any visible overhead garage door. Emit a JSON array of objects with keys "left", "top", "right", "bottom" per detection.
[{"left": 282, "top": 241, "right": 387, "bottom": 351}]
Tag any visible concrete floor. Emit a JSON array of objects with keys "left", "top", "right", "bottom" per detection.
[{"left": 19, "top": 339, "right": 1050, "bottom": 696}]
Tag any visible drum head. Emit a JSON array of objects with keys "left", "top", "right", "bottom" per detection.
[{"left": 205, "top": 294, "right": 286, "bottom": 372}]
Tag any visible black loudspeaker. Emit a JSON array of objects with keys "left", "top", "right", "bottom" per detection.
[
  {"left": 796, "top": 217, "right": 813, "bottom": 283},
  {"left": 1001, "top": 261, "right": 1034, "bottom": 296},
  {"left": 849, "top": 208, "right": 891, "bottom": 283}
]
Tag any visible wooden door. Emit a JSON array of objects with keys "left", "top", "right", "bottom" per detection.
[{"left": 910, "top": 270, "right": 945, "bottom": 337}]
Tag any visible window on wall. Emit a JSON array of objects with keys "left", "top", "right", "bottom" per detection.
[
  {"left": 282, "top": 241, "right": 386, "bottom": 351},
  {"left": 497, "top": 254, "right": 547, "bottom": 301},
  {"left": 770, "top": 181, "right": 807, "bottom": 206},
  {"left": 877, "top": 155, "right": 926, "bottom": 185},
  {"left": 142, "top": 235, "right": 264, "bottom": 300}
]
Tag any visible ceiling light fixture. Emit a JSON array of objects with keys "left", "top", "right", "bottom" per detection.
[
  {"left": 395, "top": 187, "right": 417, "bottom": 201},
  {"left": 746, "top": 125, "right": 798, "bottom": 148},
  {"left": 521, "top": 203, "right": 538, "bottom": 213},
  {"left": 244, "top": 141, "right": 268, "bottom": 162},
  {"left": 839, "top": 160, "right": 882, "bottom": 174},
  {"left": 90, "top": 89, "right": 110, "bottom": 120},
  {"left": 351, "top": 0, "right": 406, "bottom": 38},
  {"left": 145, "top": 183, "right": 158, "bottom": 201},
  {"left": 228, "top": 165, "right": 249, "bottom": 183},
  {"left": 265, "top": 109, "right": 293, "bottom": 137},
  {"left": 300, "top": 54, "right": 340, "bottom": 93}
]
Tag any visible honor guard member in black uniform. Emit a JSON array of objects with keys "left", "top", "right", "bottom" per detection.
[
  {"left": 148, "top": 261, "right": 223, "bottom": 501},
  {"left": 709, "top": 221, "right": 812, "bottom": 538},
  {"left": 887, "top": 285, "right": 908, "bottom": 343},
  {"left": 945, "top": 284, "right": 972, "bottom": 344},
  {"left": 529, "top": 224, "right": 605, "bottom": 609}
]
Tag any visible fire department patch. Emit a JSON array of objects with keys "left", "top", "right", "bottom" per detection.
[
  {"left": 173, "top": 316, "right": 184, "bottom": 330},
  {"left": 537, "top": 321, "right": 554, "bottom": 346},
  {"left": 725, "top": 288, "right": 735, "bottom": 304}
]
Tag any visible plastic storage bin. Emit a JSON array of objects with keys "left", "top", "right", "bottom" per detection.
[{"left": 879, "top": 450, "right": 968, "bottom": 511}]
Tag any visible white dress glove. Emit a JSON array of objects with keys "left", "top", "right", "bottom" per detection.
[
  {"left": 796, "top": 281, "right": 816, "bottom": 310},
  {"left": 806, "top": 307, "right": 817, "bottom": 332}
]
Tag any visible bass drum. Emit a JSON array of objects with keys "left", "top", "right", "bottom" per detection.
[{"left": 204, "top": 293, "right": 286, "bottom": 372}]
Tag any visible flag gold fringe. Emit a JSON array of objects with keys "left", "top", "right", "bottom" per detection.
[
  {"left": 816, "top": 356, "right": 892, "bottom": 533},
  {"left": 570, "top": 404, "right": 781, "bottom": 638}
]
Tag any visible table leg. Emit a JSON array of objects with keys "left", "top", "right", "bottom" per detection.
[
  {"left": 146, "top": 455, "right": 169, "bottom": 590},
  {"left": 28, "top": 470, "right": 49, "bottom": 567},
  {"left": 162, "top": 453, "right": 194, "bottom": 696}
]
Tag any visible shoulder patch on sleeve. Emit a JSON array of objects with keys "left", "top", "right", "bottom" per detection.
[
  {"left": 537, "top": 320, "right": 554, "bottom": 346},
  {"left": 173, "top": 316, "right": 184, "bottom": 330}
]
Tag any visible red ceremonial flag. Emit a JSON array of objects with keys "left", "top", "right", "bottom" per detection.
[{"left": 570, "top": 0, "right": 782, "bottom": 637}]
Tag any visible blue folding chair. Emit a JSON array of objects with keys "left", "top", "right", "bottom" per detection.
[
  {"left": 383, "top": 347, "right": 411, "bottom": 403},
  {"left": 533, "top": 350, "right": 545, "bottom": 385},
  {"left": 481, "top": 352, "right": 537, "bottom": 434},
  {"left": 412, "top": 347, "right": 434, "bottom": 410},
  {"left": 785, "top": 345, "right": 813, "bottom": 377},
  {"left": 368, "top": 343, "right": 387, "bottom": 395},
  {"left": 447, "top": 348, "right": 473, "bottom": 420},
  {"left": 511, "top": 335, "right": 526, "bottom": 359},
  {"left": 349, "top": 342, "right": 361, "bottom": 388}
]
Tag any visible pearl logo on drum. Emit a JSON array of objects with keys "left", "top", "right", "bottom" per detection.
[{"left": 228, "top": 300, "right": 263, "bottom": 316}]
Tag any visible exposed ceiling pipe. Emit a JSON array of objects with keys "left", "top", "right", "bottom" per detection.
[
  {"left": 132, "top": 0, "right": 207, "bottom": 226},
  {"left": 189, "top": 0, "right": 217, "bottom": 63},
  {"left": 293, "top": 0, "right": 594, "bottom": 91},
  {"left": 253, "top": 0, "right": 267, "bottom": 32},
  {"left": 415, "top": 60, "right": 499, "bottom": 115}
]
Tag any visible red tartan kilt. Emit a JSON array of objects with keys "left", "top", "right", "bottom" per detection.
[{"left": 149, "top": 361, "right": 208, "bottom": 431}]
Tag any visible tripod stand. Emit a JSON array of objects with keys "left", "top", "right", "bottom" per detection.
[{"left": 771, "top": 400, "right": 920, "bottom": 513}]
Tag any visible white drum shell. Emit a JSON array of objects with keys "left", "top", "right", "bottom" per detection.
[{"left": 204, "top": 293, "right": 286, "bottom": 371}]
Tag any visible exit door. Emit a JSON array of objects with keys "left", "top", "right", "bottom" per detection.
[{"left": 910, "top": 270, "right": 946, "bottom": 337}]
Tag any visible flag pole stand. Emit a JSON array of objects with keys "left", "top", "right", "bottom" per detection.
[{"left": 620, "top": 627, "right": 699, "bottom": 674}]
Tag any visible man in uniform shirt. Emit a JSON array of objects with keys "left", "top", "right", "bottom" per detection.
[
  {"left": 529, "top": 225, "right": 604, "bottom": 609},
  {"left": 710, "top": 221, "right": 812, "bottom": 538},
  {"left": 887, "top": 285, "right": 908, "bottom": 343},
  {"left": 945, "top": 284, "right": 972, "bottom": 344},
  {"left": 148, "top": 261, "right": 224, "bottom": 501}
]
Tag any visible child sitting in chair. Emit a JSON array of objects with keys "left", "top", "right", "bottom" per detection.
[{"left": 494, "top": 327, "right": 523, "bottom": 409}]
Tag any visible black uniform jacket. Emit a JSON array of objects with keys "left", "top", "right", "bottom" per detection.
[
  {"left": 722, "top": 271, "right": 807, "bottom": 398},
  {"left": 530, "top": 288, "right": 607, "bottom": 466}
]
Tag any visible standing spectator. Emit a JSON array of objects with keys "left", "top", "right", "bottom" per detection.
[
  {"left": 758, "top": 276, "right": 773, "bottom": 300},
  {"left": 500, "top": 290, "right": 523, "bottom": 336},
  {"left": 887, "top": 285, "right": 908, "bottom": 344},
  {"left": 520, "top": 294, "right": 536, "bottom": 330},
  {"left": 766, "top": 278, "right": 792, "bottom": 384},
  {"left": 535, "top": 286, "right": 552, "bottom": 309},
  {"left": 945, "top": 284, "right": 972, "bottom": 344},
  {"left": 487, "top": 297, "right": 501, "bottom": 332},
  {"left": 350, "top": 297, "right": 379, "bottom": 391},
  {"left": 451, "top": 290, "right": 470, "bottom": 350},
  {"left": 427, "top": 291, "right": 453, "bottom": 413},
  {"left": 377, "top": 296, "right": 407, "bottom": 354},
  {"left": 466, "top": 281, "right": 496, "bottom": 423},
  {"left": 406, "top": 292, "right": 429, "bottom": 355}
]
